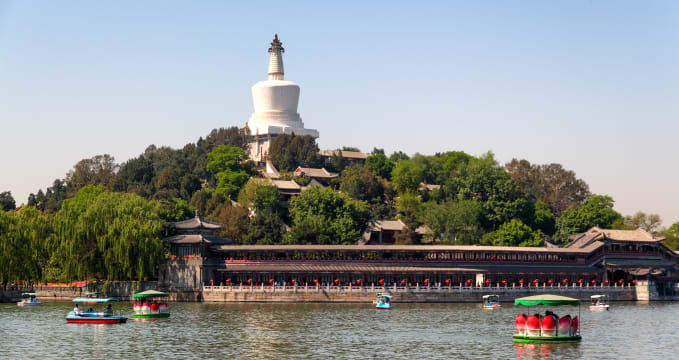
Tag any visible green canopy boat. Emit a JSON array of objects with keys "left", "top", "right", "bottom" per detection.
[
  {"left": 132, "top": 290, "right": 170, "bottom": 318},
  {"left": 513, "top": 294, "right": 581, "bottom": 343}
]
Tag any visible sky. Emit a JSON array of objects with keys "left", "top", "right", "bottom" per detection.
[{"left": 1, "top": 1, "right": 678, "bottom": 225}]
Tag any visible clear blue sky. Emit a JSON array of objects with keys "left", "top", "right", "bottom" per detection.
[{"left": 1, "top": 1, "right": 678, "bottom": 224}]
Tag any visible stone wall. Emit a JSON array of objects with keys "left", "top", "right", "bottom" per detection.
[
  {"left": 202, "top": 284, "right": 639, "bottom": 303},
  {"left": 26, "top": 281, "right": 159, "bottom": 301}
]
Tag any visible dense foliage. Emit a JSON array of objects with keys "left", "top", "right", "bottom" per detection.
[
  {"left": 285, "top": 187, "right": 370, "bottom": 245},
  {"left": 4, "top": 123, "right": 673, "bottom": 283},
  {"left": 0, "top": 186, "right": 168, "bottom": 284}
]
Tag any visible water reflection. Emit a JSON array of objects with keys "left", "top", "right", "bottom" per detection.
[
  {"left": 1, "top": 301, "right": 678, "bottom": 359},
  {"left": 515, "top": 343, "right": 582, "bottom": 360}
]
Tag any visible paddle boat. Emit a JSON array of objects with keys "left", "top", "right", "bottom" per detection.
[
  {"left": 375, "top": 293, "right": 392, "bottom": 310},
  {"left": 482, "top": 294, "right": 501, "bottom": 309},
  {"left": 17, "top": 293, "right": 41, "bottom": 307},
  {"left": 589, "top": 295, "right": 609, "bottom": 311},
  {"left": 513, "top": 294, "right": 581, "bottom": 343},
  {"left": 66, "top": 297, "right": 127, "bottom": 324},
  {"left": 133, "top": 290, "right": 170, "bottom": 318}
]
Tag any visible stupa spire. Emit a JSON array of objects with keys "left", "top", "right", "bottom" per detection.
[{"left": 267, "top": 34, "right": 285, "bottom": 80}]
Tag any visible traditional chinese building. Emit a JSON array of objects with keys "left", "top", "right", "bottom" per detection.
[{"left": 158, "top": 211, "right": 232, "bottom": 290}]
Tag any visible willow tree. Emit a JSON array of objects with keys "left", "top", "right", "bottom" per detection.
[
  {"left": 53, "top": 185, "right": 167, "bottom": 281},
  {"left": 0, "top": 207, "right": 50, "bottom": 284}
]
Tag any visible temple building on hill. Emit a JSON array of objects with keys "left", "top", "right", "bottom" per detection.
[{"left": 246, "top": 34, "right": 319, "bottom": 163}]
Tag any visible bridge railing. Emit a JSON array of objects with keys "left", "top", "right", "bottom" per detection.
[{"left": 203, "top": 282, "right": 635, "bottom": 293}]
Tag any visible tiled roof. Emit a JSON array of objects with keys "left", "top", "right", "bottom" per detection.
[
  {"left": 164, "top": 234, "right": 233, "bottom": 245},
  {"left": 173, "top": 215, "right": 222, "bottom": 230},
  {"left": 220, "top": 263, "right": 487, "bottom": 273},
  {"left": 211, "top": 244, "right": 594, "bottom": 254},
  {"left": 294, "top": 167, "right": 338, "bottom": 179},
  {"left": 319, "top": 150, "right": 369, "bottom": 160},
  {"left": 368, "top": 220, "right": 405, "bottom": 231},
  {"left": 567, "top": 227, "right": 665, "bottom": 249}
]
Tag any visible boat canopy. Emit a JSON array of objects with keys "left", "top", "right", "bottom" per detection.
[
  {"left": 514, "top": 294, "right": 580, "bottom": 307},
  {"left": 22, "top": 293, "right": 39, "bottom": 296},
  {"left": 72, "top": 297, "right": 119, "bottom": 303},
  {"left": 377, "top": 294, "right": 392, "bottom": 299},
  {"left": 590, "top": 295, "right": 607, "bottom": 299},
  {"left": 482, "top": 294, "right": 499, "bottom": 299},
  {"left": 133, "top": 290, "right": 170, "bottom": 299}
]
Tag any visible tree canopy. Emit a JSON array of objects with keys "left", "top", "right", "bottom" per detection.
[
  {"left": 206, "top": 145, "right": 252, "bottom": 198},
  {"left": 554, "top": 194, "right": 622, "bottom": 243},
  {"left": 285, "top": 187, "right": 370, "bottom": 245}
]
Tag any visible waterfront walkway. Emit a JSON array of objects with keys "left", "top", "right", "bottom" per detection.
[{"left": 201, "top": 282, "right": 646, "bottom": 303}]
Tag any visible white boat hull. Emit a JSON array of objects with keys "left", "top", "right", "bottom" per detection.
[
  {"left": 589, "top": 305, "right": 609, "bottom": 311},
  {"left": 17, "top": 302, "right": 41, "bottom": 307}
]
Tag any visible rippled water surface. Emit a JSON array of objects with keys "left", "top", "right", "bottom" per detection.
[{"left": 1, "top": 301, "right": 678, "bottom": 359}]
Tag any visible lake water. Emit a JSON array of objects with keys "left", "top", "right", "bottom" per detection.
[{"left": 1, "top": 301, "right": 677, "bottom": 359}]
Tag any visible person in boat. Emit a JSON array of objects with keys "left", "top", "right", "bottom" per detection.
[
  {"left": 104, "top": 304, "right": 113, "bottom": 316},
  {"left": 73, "top": 304, "right": 81, "bottom": 314}
]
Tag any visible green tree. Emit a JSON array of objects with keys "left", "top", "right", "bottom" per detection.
[
  {"left": 208, "top": 202, "right": 250, "bottom": 243},
  {"left": 339, "top": 165, "right": 384, "bottom": 202},
  {"left": 365, "top": 148, "right": 396, "bottom": 180},
  {"left": 419, "top": 200, "right": 483, "bottom": 245},
  {"left": 481, "top": 219, "right": 544, "bottom": 247},
  {"left": 268, "top": 134, "right": 321, "bottom": 171},
  {"left": 661, "top": 222, "right": 679, "bottom": 250},
  {"left": 0, "top": 191, "right": 16, "bottom": 211},
  {"left": 52, "top": 185, "right": 167, "bottom": 281},
  {"left": 389, "top": 151, "right": 410, "bottom": 163},
  {"left": 391, "top": 159, "right": 424, "bottom": 194},
  {"left": 554, "top": 194, "right": 623, "bottom": 243},
  {"left": 246, "top": 208, "right": 284, "bottom": 244},
  {"left": 448, "top": 153, "right": 533, "bottom": 230},
  {"left": 285, "top": 187, "right": 370, "bottom": 244},
  {"left": 206, "top": 145, "right": 251, "bottom": 198}
]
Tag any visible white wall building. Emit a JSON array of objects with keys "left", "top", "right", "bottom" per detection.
[{"left": 246, "top": 34, "right": 319, "bottom": 162}]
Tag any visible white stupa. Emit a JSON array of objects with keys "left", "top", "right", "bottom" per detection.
[{"left": 246, "top": 34, "right": 319, "bottom": 162}]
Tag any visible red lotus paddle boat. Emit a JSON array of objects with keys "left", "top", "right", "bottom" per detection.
[{"left": 513, "top": 294, "right": 581, "bottom": 343}]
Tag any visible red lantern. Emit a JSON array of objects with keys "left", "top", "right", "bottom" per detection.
[
  {"left": 334, "top": 279, "right": 339, "bottom": 285},
  {"left": 210, "top": 279, "right": 214, "bottom": 284},
  {"left": 632, "top": 279, "right": 636, "bottom": 284},
  {"left": 466, "top": 279, "right": 472, "bottom": 284},
  {"left": 247, "top": 279, "right": 252, "bottom": 285},
  {"left": 562, "top": 279, "right": 568, "bottom": 284},
  {"left": 618, "top": 279, "right": 623, "bottom": 284},
  {"left": 484, "top": 280, "right": 490, "bottom": 285},
  {"left": 356, "top": 279, "right": 361, "bottom": 285},
  {"left": 291, "top": 279, "right": 296, "bottom": 285},
  {"left": 548, "top": 279, "right": 552, "bottom": 284},
  {"left": 578, "top": 279, "right": 583, "bottom": 284},
  {"left": 423, "top": 279, "right": 429, "bottom": 285},
  {"left": 533, "top": 279, "right": 538, "bottom": 284},
  {"left": 226, "top": 279, "right": 230, "bottom": 284},
  {"left": 401, "top": 279, "right": 406, "bottom": 285},
  {"left": 378, "top": 279, "right": 384, "bottom": 285},
  {"left": 591, "top": 279, "right": 596, "bottom": 284},
  {"left": 269, "top": 279, "right": 274, "bottom": 285},
  {"left": 518, "top": 279, "right": 524, "bottom": 284},
  {"left": 314, "top": 279, "right": 318, "bottom": 284},
  {"left": 605, "top": 280, "right": 609, "bottom": 284},
  {"left": 445, "top": 279, "right": 450, "bottom": 285},
  {"left": 502, "top": 280, "right": 507, "bottom": 285}
]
